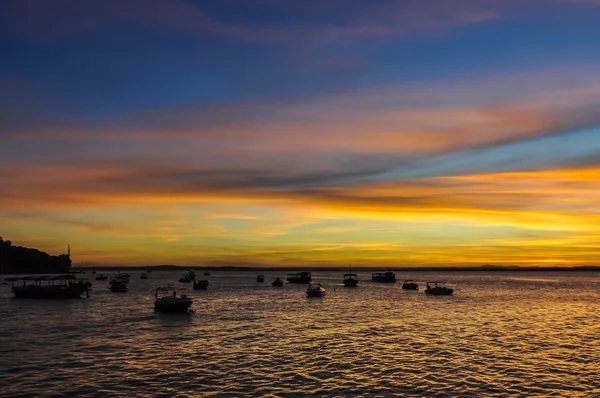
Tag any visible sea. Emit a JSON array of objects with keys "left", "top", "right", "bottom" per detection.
[{"left": 0, "top": 270, "right": 599, "bottom": 397}]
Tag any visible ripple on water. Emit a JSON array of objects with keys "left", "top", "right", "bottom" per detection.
[{"left": 1, "top": 271, "right": 600, "bottom": 396}]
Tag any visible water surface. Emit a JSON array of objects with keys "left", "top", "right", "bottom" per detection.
[{"left": 1, "top": 271, "right": 599, "bottom": 397}]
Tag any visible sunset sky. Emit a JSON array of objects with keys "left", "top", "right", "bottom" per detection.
[{"left": 2, "top": 0, "right": 600, "bottom": 267}]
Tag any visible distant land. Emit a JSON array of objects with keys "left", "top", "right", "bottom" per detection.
[
  {"left": 0, "top": 237, "right": 71, "bottom": 274},
  {"left": 79, "top": 264, "right": 600, "bottom": 272}
]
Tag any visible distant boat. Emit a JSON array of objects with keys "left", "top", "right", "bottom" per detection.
[
  {"left": 204, "top": 271, "right": 211, "bottom": 276},
  {"left": 306, "top": 283, "right": 326, "bottom": 297},
  {"left": 6, "top": 275, "right": 90, "bottom": 299},
  {"left": 140, "top": 273, "right": 148, "bottom": 279},
  {"left": 179, "top": 270, "right": 195, "bottom": 283},
  {"left": 372, "top": 271, "right": 396, "bottom": 283},
  {"left": 287, "top": 271, "right": 312, "bottom": 284},
  {"left": 95, "top": 274, "right": 108, "bottom": 281},
  {"left": 154, "top": 287, "right": 192, "bottom": 313},
  {"left": 425, "top": 281, "right": 454, "bottom": 296},
  {"left": 402, "top": 280, "right": 419, "bottom": 290},
  {"left": 272, "top": 277, "right": 284, "bottom": 287},
  {"left": 256, "top": 275, "right": 265, "bottom": 282},
  {"left": 109, "top": 278, "right": 128, "bottom": 292},
  {"left": 114, "top": 272, "right": 130, "bottom": 282},
  {"left": 193, "top": 279, "right": 209, "bottom": 290},
  {"left": 343, "top": 266, "right": 358, "bottom": 287}
]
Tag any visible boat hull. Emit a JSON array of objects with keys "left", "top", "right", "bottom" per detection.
[
  {"left": 402, "top": 283, "right": 419, "bottom": 290},
  {"left": 343, "top": 279, "right": 358, "bottom": 287},
  {"left": 425, "top": 288, "right": 454, "bottom": 295},
  {"left": 154, "top": 300, "right": 192, "bottom": 313},
  {"left": 306, "top": 291, "right": 325, "bottom": 297},
  {"left": 12, "top": 286, "right": 87, "bottom": 299},
  {"left": 193, "top": 280, "right": 209, "bottom": 290},
  {"left": 372, "top": 278, "right": 396, "bottom": 283}
]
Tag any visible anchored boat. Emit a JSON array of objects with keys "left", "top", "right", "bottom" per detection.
[
  {"left": 402, "top": 280, "right": 419, "bottom": 290},
  {"left": 287, "top": 271, "right": 312, "bottom": 284},
  {"left": 425, "top": 281, "right": 454, "bottom": 296},
  {"left": 154, "top": 287, "right": 193, "bottom": 313},
  {"left": 272, "top": 277, "right": 284, "bottom": 287},
  {"left": 372, "top": 271, "right": 396, "bottom": 283},
  {"left": 193, "top": 279, "right": 209, "bottom": 290},
  {"left": 306, "top": 283, "right": 326, "bottom": 297},
  {"left": 7, "top": 275, "right": 90, "bottom": 299}
]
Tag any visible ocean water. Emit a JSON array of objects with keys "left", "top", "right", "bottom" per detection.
[{"left": 0, "top": 270, "right": 599, "bottom": 397}]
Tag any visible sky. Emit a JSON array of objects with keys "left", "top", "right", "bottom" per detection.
[{"left": 2, "top": 0, "right": 600, "bottom": 267}]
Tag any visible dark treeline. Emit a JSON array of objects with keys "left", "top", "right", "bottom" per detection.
[
  {"left": 89, "top": 264, "right": 600, "bottom": 272},
  {"left": 0, "top": 237, "right": 72, "bottom": 274}
]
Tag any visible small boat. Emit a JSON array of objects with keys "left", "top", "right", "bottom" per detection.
[
  {"left": 402, "top": 280, "right": 419, "bottom": 290},
  {"left": 114, "top": 272, "right": 130, "bottom": 282},
  {"left": 6, "top": 275, "right": 90, "bottom": 299},
  {"left": 179, "top": 270, "right": 196, "bottom": 283},
  {"left": 193, "top": 279, "right": 209, "bottom": 290},
  {"left": 256, "top": 275, "right": 265, "bottom": 282},
  {"left": 140, "top": 273, "right": 148, "bottom": 279},
  {"left": 92, "top": 270, "right": 96, "bottom": 274},
  {"left": 287, "top": 271, "right": 312, "bottom": 284},
  {"left": 109, "top": 278, "right": 128, "bottom": 292},
  {"left": 154, "top": 287, "right": 192, "bottom": 313},
  {"left": 425, "top": 281, "right": 454, "bottom": 296},
  {"left": 372, "top": 270, "right": 396, "bottom": 283},
  {"left": 272, "top": 277, "right": 284, "bottom": 287},
  {"left": 343, "top": 266, "right": 358, "bottom": 287},
  {"left": 95, "top": 274, "right": 108, "bottom": 281},
  {"left": 306, "top": 283, "right": 326, "bottom": 297},
  {"left": 204, "top": 271, "right": 211, "bottom": 276}
]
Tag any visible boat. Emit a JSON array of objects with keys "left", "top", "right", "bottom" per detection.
[
  {"left": 154, "top": 287, "right": 193, "bottom": 313},
  {"left": 256, "top": 275, "right": 265, "bottom": 282},
  {"left": 402, "top": 280, "right": 419, "bottom": 290},
  {"left": 287, "top": 271, "right": 312, "bottom": 284},
  {"left": 179, "top": 270, "right": 196, "bottom": 283},
  {"left": 343, "top": 266, "right": 358, "bottom": 287},
  {"left": 114, "top": 272, "right": 130, "bottom": 282},
  {"left": 95, "top": 274, "right": 108, "bottom": 281},
  {"left": 140, "top": 272, "right": 148, "bottom": 279},
  {"left": 193, "top": 279, "right": 209, "bottom": 290},
  {"left": 272, "top": 277, "right": 284, "bottom": 287},
  {"left": 372, "top": 270, "right": 396, "bottom": 283},
  {"left": 109, "top": 277, "right": 128, "bottom": 292},
  {"left": 306, "top": 283, "right": 326, "bottom": 297},
  {"left": 425, "top": 281, "right": 454, "bottom": 296},
  {"left": 6, "top": 275, "right": 90, "bottom": 299},
  {"left": 204, "top": 271, "right": 211, "bottom": 276}
]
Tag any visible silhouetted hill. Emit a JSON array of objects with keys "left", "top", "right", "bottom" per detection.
[{"left": 0, "top": 237, "right": 71, "bottom": 274}]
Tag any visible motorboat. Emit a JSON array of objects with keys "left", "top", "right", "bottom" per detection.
[
  {"left": 204, "top": 271, "right": 211, "bottom": 276},
  {"left": 140, "top": 272, "right": 148, "bottom": 279},
  {"left": 272, "top": 277, "right": 284, "bottom": 287},
  {"left": 114, "top": 272, "right": 130, "bottom": 282},
  {"left": 154, "top": 287, "right": 193, "bottom": 313},
  {"left": 95, "top": 274, "right": 108, "bottom": 281},
  {"left": 193, "top": 279, "right": 209, "bottom": 290},
  {"left": 287, "top": 271, "right": 312, "bottom": 284},
  {"left": 306, "top": 283, "right": 326, "bottom": 297},
  {"left": 425, "top": 281, "right": 454, "bottom": 296},
  {"left": 372, "top": 270, "right": 396, "bottom": 283},
  {"left": 6, "top": 275, "right": 90, "bottom": 299},
  {"left": 402, "top": 280, "right": 419, "bottom": 290},
  {"left": 109, "top": 277, "right": 128, "bottom": 292},
  {"left": 179, "top": 270, "right": 196, "bottom": 283},
  {"left": 343, "top": 266, "right": 358, "bottom": 287},
  {"left": 256, "top": 275, "right": 265, "bottom": 282}
]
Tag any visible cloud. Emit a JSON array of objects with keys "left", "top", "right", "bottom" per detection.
[{"left": 0, "top": 0, "right": 506, "bottom": 43}]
